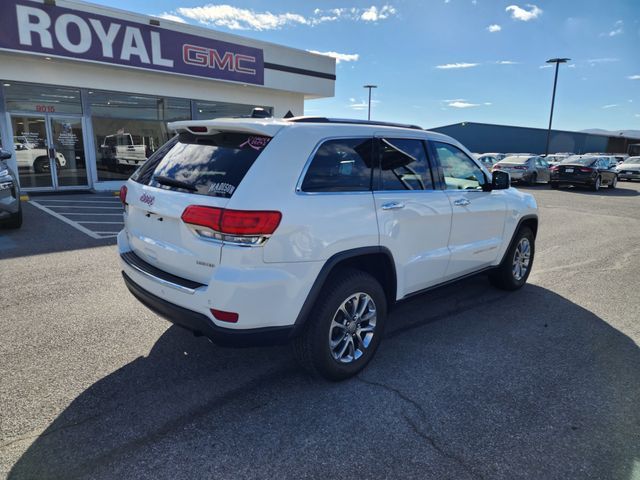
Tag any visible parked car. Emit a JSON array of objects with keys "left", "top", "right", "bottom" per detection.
[
  {"left": 476, "top": 153, "right": 505, "bottom": 171},
  {"left": 117, "top": 117, "right": 538, "bottom": 380},
  {"left": 545, "top": 153, "right": 571, "bottom": 165},
  {"left": 0, "top": 149, "right": 22, "bottom": 229},
  {"left": 13, "top": 137, "right": 66, "bottom": 173},
  {"left": 100, "top": 133, "right": 149, "bottom": 169},
  {"left": 550, "top": 155, "right": 617, "bottom": 190},
  {"left": 492, "top": 155, "right": 550, "bottom": 185},
  {"left": 615, "top": 156, "right": 640, "bottom": 181}
]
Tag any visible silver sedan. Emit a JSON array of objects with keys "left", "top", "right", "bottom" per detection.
[{"left": 493, "top": 155, "right": 551, "bottom": 185}]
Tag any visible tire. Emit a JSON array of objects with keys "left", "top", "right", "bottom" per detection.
[
  {"left": 2, "top": 204, "right": 22, "bottom": 229},
  {"left": 592, "top": 176, "right": 601, "bottom": 191},
  {"left": 33, "top": 157, "right": 49, "bottom": 173},
  {"left": 550, "top": 182, "right": 559, "bottom": 189},
  {"left": 608, "top": 176, "right": 617, "bottom": 189},
  {"left": 489, "top": 226, "right": 535, "bottom": 291},
  {"left": 293, "top": 268, "right": 387, "bottom": 381}
]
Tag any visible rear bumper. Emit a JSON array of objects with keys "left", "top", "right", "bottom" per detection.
[
  {"left": 618, "top": 172, "right": 640, "bottom": 180},
  {"left": 550, "top": 175, "right": 595, "bottom": 186},
  {"left": 123, "top": 271, "right": 293, "bottom": 347}
]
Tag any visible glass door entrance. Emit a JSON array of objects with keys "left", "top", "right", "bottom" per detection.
[{"left": 10, "top": 115, "right": 89, "bottom": 190}]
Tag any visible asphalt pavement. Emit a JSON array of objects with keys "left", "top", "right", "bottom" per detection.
[{"left": 1, "top": 182, "right": 639, "bottom": 480}]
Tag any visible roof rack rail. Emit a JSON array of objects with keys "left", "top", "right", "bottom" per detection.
[{"left": 285, "top": 116, "right": 423, "bottom": 130}]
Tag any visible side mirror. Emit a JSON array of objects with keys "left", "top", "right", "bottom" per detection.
[
  {"left": 0, "top": 149, "right": 11, "bottom": 160},
  {"left": 492, "top": 170, "right": 510, "bottom": 190}
]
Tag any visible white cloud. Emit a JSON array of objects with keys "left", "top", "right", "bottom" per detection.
[
  {"left": 435, "top": 62, "right": 479, "bottom": 69},
  {"left": 602, "top": 20, "right": 624, "bottom": 37},
  {"left": 496, "top": 60, "right": 519, "bottom": 64},
  {"left": 539, "top": 64, "right": 553, "bottom": 69},
  {"left": 505, "top": 4, "right": 542, "bottom": 22},
  {"left": 156, "top": 13, "right": 187, "bottom": 23},
  {"left": 360, "top": 5, "right": 396, "bottom": 21},
  {"left": 602, "top": 104, "right": 618, "bottom": 109},
  {"left": 487, "top": 24, "right": 502, "bottom": 32},
  {"left": 627, "top": 75, "right": 640, "bottom": 80},
  {"left": 175, "top": 4, "right": 397, "bottom": 30},
  {"left": 443, "top": 98, "right": 491, "bottom": 108},
  {"left": 635, "top": 114, "right": 640, "bottom": 118},
  {"left": 307, "top": 50, "right": 359, "bottom": 63},
  {"left": 588, "top": 57, "right": 620, "bottom": 64},
  {"left": 349, "top": 99, "right": 380, "bottom": 110}
]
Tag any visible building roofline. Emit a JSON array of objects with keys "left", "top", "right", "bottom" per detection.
[{"left": 431, "top": 121, "right": 640, "bottom": 141}]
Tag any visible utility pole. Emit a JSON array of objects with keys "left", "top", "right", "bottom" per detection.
[
  {"left": 363, "top": 84, "right": 377, "bottom": 121},
  {"left": 544, "top": 58, "right": 570, "bottom": 156}
]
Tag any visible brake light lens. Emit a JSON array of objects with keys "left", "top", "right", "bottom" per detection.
[
  {"left": 493, "top": 164, "right": 502, "bottom": 169},
  {"left": 579, "top": 167, "right": 593, "bottom": 173},
  {"left": 119, "top": 185, "right": 128, "bottom": 205},
  {"left": 513, "top": 166, "right": 527, "bottom": 170},
  {"left": 550, "top": 165, "right": 559, "bottom": 171},
  {"left": 181, "top": 205, "right": 282, "bottom": 245},
  {"left": 210, "top": 308, "right": 239, "bottom": 323},
  {"left": 188, "top": 126, "right": 208, "bottom": 133}
]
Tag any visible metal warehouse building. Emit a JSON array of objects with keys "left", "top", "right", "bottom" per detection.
[
  {"left": 0, "top": 0, "right": 336, "bottom": 192},
  {"left": 432, "top": 122, "right": 640, "bottom": 156}
]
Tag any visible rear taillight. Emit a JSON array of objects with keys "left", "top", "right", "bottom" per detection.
[
  {"left": 550, "top": 165, "right": 559, "bottom": 171},
  {"left": 210, "top": 308, "right": 239, "bottom": 323},
  {"left": 181, "top": 205, "right": 282, "bottom": 245},
  {"left": 188, "top": 126, "right": 208, "bottom": 133},
  {"left": 579, "top": 167, "right": 593, "bottom": 173},
  {"left": 513, "top": 166, "right": 527, "bottom": 170},
  {"left": 119, "top": 185, "right": 128, "bottom": 205},
  {"left": 493, "top": 164, "right": 501, "bottom": 169}
]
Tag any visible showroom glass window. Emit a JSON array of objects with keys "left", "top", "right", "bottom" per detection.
[
  {"left": 379, "top": 138, "right": 433, "bottom": 190},
  {"left": 90, "top": 91, "right": 191, "bottom": 182},
  {"left": 431, "top": 142, "right": 486, "bottom": 190},
  {"left": 194, "top": 101, "right": 273, "bottom": 120}
]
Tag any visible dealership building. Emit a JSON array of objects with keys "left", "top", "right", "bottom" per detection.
[{"left": 0, "top": 0, "right": 336, "bottom": 192}]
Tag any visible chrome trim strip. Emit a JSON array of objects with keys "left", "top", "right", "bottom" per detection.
[{"left": 121, "top": 253, "right": 197, "bottom": 295}]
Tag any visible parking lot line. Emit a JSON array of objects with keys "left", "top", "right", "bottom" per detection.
[
  {"left": 29, "top": 200, "right": 103, "bottom": 239},
  {"left": 77, "top": 221, "right": 124, "bottom": 224},
  {"left": 41, "top": 205, "right": 123, "bottom": 209}
]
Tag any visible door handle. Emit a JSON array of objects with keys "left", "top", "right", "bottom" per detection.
[
  {"left": 453, "top": 198, "right": 471, "bottom": 207},
  {"left": 381, "top": 202, "right": 405, "bottom": 210}
]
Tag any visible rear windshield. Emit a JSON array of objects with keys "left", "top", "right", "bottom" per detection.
[
  {"left": 501, "top": 156, "right": 531, "bottom": 164},
  {"left": 562, "top": 156, "right": 596, "bottom": 166},
  {"left": 131, "top": 132, "right": 270, "bottom": 198},
  {"left": 623, "top": 157, "right": 640, "bottom": 164}
]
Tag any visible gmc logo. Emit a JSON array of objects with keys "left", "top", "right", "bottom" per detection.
[
  {"left": 140, "top": 193, "right": 155, "bottom": 206},
  {"left": 182, "top": 44, "right": 256, "bottom": 75}
]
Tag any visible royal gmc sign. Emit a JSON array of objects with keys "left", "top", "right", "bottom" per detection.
[{"left": 0, "top": 0, "right": 264, "bottom": 85}]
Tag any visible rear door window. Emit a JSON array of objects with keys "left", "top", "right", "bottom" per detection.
[
  {"left": 132, "top": 132, "right": 270, "bottom": 198},
  {"left": 300, "top": 138, "right": 374, "bottom": 192},
  {"left": 378, "top": 138, "right": 434, "bottom": 190}
]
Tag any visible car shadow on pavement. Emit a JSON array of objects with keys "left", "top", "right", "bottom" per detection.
[
  {"left": 518, "top": 184, "right": 640, "bottom": 197},
  {"left": 7, "top": 279, "right": 640, "bottom": 480}
]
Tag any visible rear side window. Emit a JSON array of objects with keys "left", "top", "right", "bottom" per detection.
[
  {"left": 301, "top": 138, "right": 374, "bottom": 192},
  {"left": 131, "top": 132, "right": 270, "bottom": 198},
  {"left": 379, "top": 138, "right": 433, "bottom": 190}
]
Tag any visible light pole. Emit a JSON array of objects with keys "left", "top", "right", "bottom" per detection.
[
  {"left": 544, "top": 58, "right": 570, "bottom": 157},
  {"left": 363, "top": 84, "right": 377, "bottom": 121}
]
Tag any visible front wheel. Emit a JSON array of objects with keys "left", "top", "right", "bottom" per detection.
[
  {"left": 2, "top": 205, "right": 22, "bottom": 229},
  {"left": 293, "top": 269, "right": 387, "bottom": 381},
  {"left": 608, "top": 176, "right": 617, "bottom": 189},
  {"left": 489, "top": 227, "right": 535, "bottom": 291}
]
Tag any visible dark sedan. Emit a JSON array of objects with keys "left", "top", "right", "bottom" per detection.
[{"left": 550, "top": 156, "right": 617, "bottom": 191}]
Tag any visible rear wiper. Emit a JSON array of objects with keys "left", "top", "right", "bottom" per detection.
[{"left": 153, "top": 175, "right": 197, "bottom": 192}]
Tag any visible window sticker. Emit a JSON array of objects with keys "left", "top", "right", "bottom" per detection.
[
  {"left": 239, "top": 136, "right": 270, "bottom": 151},
  {"left": 208, "top": 182, "right": 236, "bottom": 196}
]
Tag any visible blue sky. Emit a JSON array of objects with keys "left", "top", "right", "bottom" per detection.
[{"left": 93, "top": 0, "right": 638, "bottom": 131}]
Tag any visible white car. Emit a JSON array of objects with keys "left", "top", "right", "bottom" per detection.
[
  {"left": 118, "top": 117, "right": 538, "bottom": 380},
  {"left": 616, "top": 156, "right": 640, "bottom": 181},
  {"left": 101, "top": 133, "right": 148, "bottom": 167},
  {"left": 14, "top": 140, "right": 66, "bottom": 173}
]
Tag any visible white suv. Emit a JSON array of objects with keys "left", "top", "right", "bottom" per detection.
[{"left": 118, "top": 117, "right": 538, "bottom": 380}]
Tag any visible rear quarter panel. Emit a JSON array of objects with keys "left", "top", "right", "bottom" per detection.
[{"left": 226, "top": 125, "right": 380, "bottom": 264}]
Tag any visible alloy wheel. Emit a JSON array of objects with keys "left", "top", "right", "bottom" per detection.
[
  {"left": 328, "top": 292, "right": 377, "bottom": 364},
  {"left": 512, "top": 237, "right": 531, "bottom": 281}
]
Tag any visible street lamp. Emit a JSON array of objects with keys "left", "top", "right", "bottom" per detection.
[
  {"left": 363, "top": 84, "right": 377, "bottom": 121},
  {"left": 544, "top": 57, "right": 570, "bottom": 157}
]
